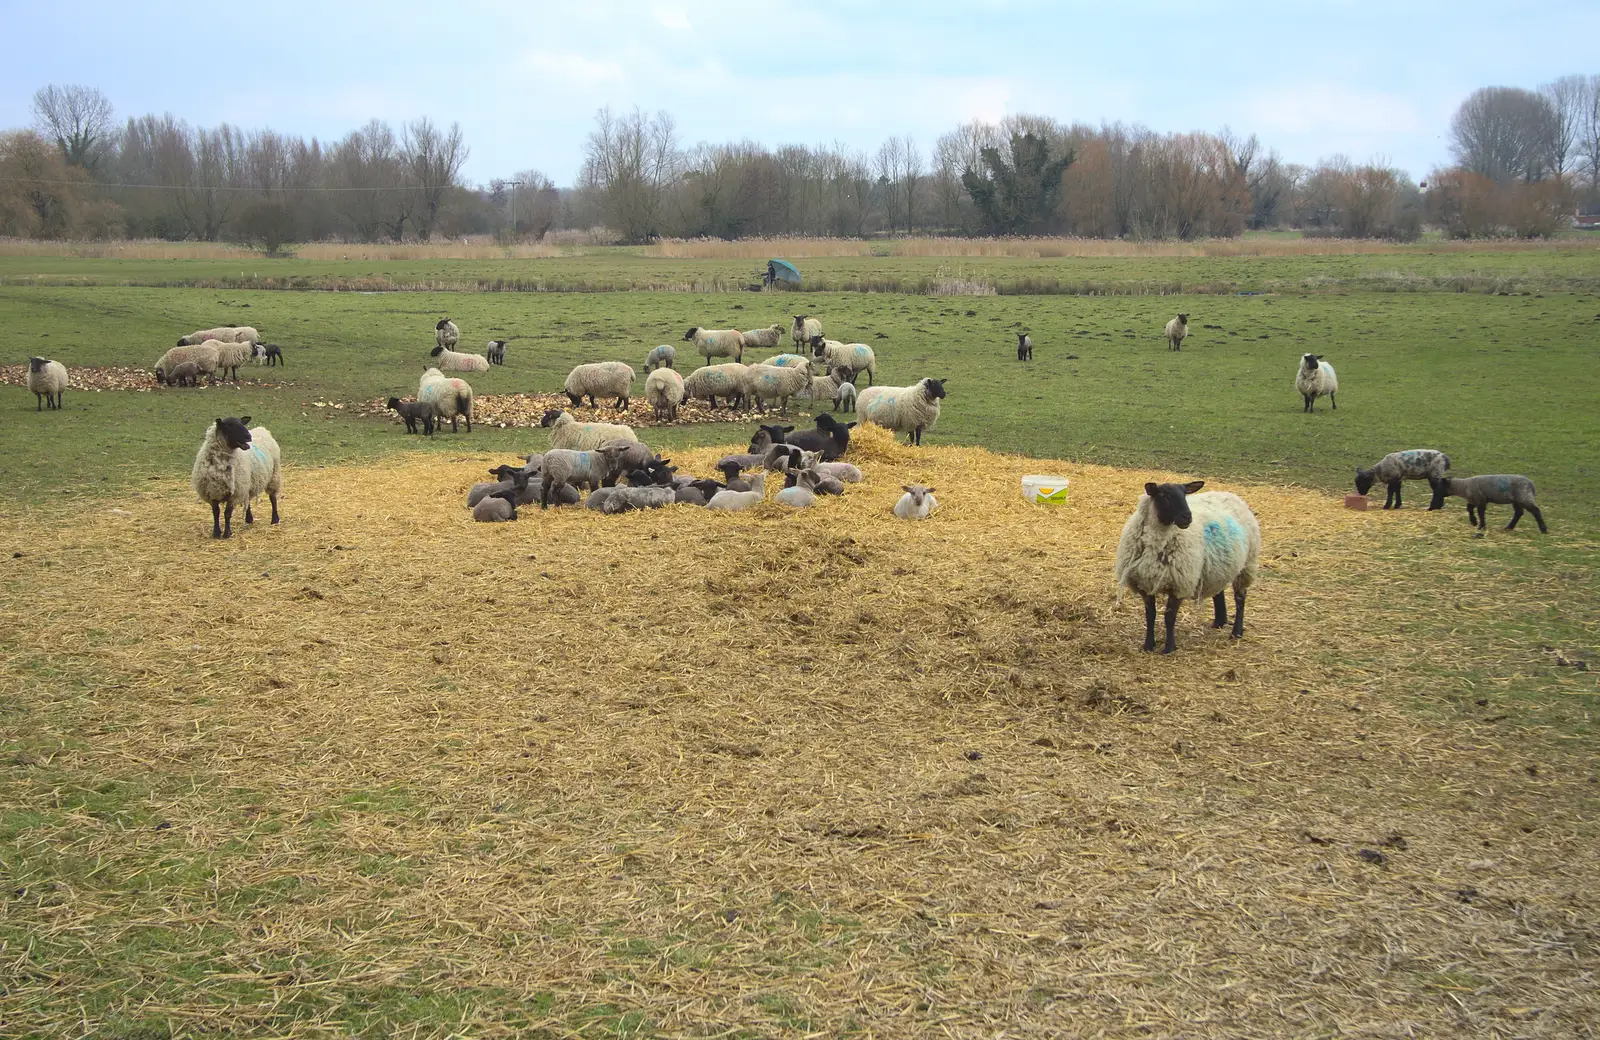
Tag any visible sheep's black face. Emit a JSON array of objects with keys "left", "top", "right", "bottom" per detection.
[
  {"left": 1301, "top": 354, "right": 1320, "bottom": 373},
  {"left": 1354, "top": 470, "right": 1375, "bottom": 496},
  {"left": 682, "top": 327, "right": 699, "bottom": 341},
  {"left": 436, "top": 318, "right": 450, "bottom": 330},
  {"left": 387, "top": 397, "right": 402, "bottom": 410},
  {"left": 539, "top": 409, "right": 563, "bottom": 428},
  {"left": 216, "top": 417, "right": 252, "bottom": 451},
  {"left": 1144, "top": 480, "right": 1204, "bottom": 529},
  {"left": 430, "top": 346, "right": 444, "bottom": 357},
  {"left": 1176, "top": 313, "right": 1189, "bottom": 324},
  {"left": 28, "top": 357, "right": 46, "bottom": 372},
  {"left": 810, "top": 336, "right": 826, "bottom": 355},
  {"left": 923, "top": 378, "right": 948, "bottom": 400}
]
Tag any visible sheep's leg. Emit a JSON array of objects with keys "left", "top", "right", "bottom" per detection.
[
  {"left": 245, "top": 502, "right": 254, "bottom": 524},
  {"left": 1231, "top": 586, "right": 1246, "bottom": 638},
  {"left": 1388, "top": 481, "right": 1401, "bottom": 509},
  {"left": 1330, "top": 392, "right": 1336, "bottom": 410},
  {"left": 36, "top": 394, "right": 42, "bottom": 411},
  {"left": 1212, "top": 593, "right": 1228, "bottom": 628},
  {"left": 1142, "top": 594, "right": 1157, "bottom": 652},
  {"left": 210, "top": 502, "right": 223, "bottom": 539},
  {"left": 1506, "top": 505, "right": 1523, "bottom": 530},
  {"left": 1528, "top": 505, "right": 1548, "bottom": 533},
  {"left": 1161, "top": 596, "right": 1181, "bottom": 654},
  {"left": 1477, "top": 505, "right": 1488, "bottom": 530},
  {"left": 222, "top": 502, "right": 235, "bottom": 538},
  {"left": 540, "top": 475, "right": 552, "bottom": 510},
  {"left": 268, "top": 491, "right": 280, "bottom": 524}
]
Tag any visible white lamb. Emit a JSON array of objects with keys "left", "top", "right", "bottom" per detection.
[
  {"left": 893, "top": 484, "right": 938, "bottom": 520},
  {"left": 1296, "top": 354, "right": 1338, "bottom": 413}
]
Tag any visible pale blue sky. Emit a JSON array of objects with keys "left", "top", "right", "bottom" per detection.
[{"left": 2, "top": 0, "right": 1595, "bottom": 185}]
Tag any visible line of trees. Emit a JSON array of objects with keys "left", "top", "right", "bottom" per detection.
[{"left": 3, "top": 75, "right": 1598, "bottom": 246}]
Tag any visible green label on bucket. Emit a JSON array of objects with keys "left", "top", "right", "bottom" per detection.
[{"left": 1035, "top": 487, "right": 1068, "bottom": 503}]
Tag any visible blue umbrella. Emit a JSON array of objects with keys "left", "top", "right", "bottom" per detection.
[{"left": 766, "top": 258, "right": 802, "bottom": 285}]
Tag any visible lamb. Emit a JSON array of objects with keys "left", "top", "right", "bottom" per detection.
[
  {"left": 435, "top": 318, "right": 459, "bottom": 349},
  {"left": 1432, "top": 474, "right": 1548, "bottom": 533},
  {"left": 745, "top": 363, "right": 813, "bottom": 415},
  {"left": 893, "top": 484, "right": 938, "bottom": 520},
  {"left": 1296, "top": 354, "right": 1338, "bottom": 412},
  {"left": 430, "top": 345, "right": 491, "bottom": 373},
  {"left": 562, "top": 361, "right": 636, "bottom": 409},
  {"left": 707, "top": 473, "right": 767, "bottom": 511},
  {"left": 539, "top": 444, "right": 636, "bottom": 507},
  {"left": 190, "top": 415, "right": 283, "bottom": 539},
  {"left": 683, "top": 326, "right": 746, "bottom": 365},
  {"left": 645, "top": 367, "right": 685, "bottom": 421},
  {"left": 418, "top": 367, "right": 474, "bottom": 432},
  {"left": 1017, "top": 333, "right": 1033, "bottom": 361},
  {"left": 645, "top": 344, "right": 677, "bottom": 371},
  {"left": 596, "top": 438, "right": 657, "bottom": 486},
  {"left": 178, "top": 326, "right": 259, "bottom": 346},
  {"left": 813, "top": 461, "right": 861, "bottom": 483},
  {"left": 1355, "top": 449, "right": 1451, "bottom": 509},
  {"left": 25, "top": 357, "right": 67, "bottom": 410},
  {"left": 386, "top": 397, "right": 437, "bottom": 435},
  {"left": 540, "top": 408, "right": 639, "bottom": 451},
  {"left": 774, "top": 468, "right": 820, "bottom": 508},
  {"left": 742, "top": 325, "right": 786, "bottom": 351},
  {"left": 683, "top": 364, "right": 752, "bottom": 410},
  {"left": 762, "top": 413, "right": 854, "bottom": 460},
  {"left": 472, "top": 487, "right": 521, "bottom": 523},
  {"left": 599, "top": 484, "right": 676, "bottom": 515},
  {"left": 154, "top": 343, "right": 219, "bottom": 385},
  {"left": 208, "top": 339, "right": 254, "bottom": 382},
  {"left": 857, "top": 377, "right": 947, "bottom": 446},
  {"left": 1114, "top": 480, "right": 1261, "bottom": 653},
  {"left": 256, "top": 342, "right": 284, "bottom": 367},
  {"left": 485, "top": 340, "right": 507, "bottom": 366},
  {"left": 791, "top": 315, "right": 822, "bottom": 351},
  {"left": 835, "top": 379, "right": 857, "bottom": 413},
  {"left": 1164, "top": 314, "right": 1188, "bottom": 351},
  {"left": 810, "top": 337, "right": 877, "bottom": 386},
  {"left": 168, "top": 361, "right": 201, "bottom": 388}
]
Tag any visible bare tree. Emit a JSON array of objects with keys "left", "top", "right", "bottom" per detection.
[
  {"left": 32, "top": 84, "right": 115, "bottom": 170},
  {"left": 1542, "top": 75, "right": 1587, "bottom": 178},
  {"left": 509, "top": 169, "right": 559, "bottom": 239},
  {"left": 1450, "top": 87, "right": 1560, "bottom": 183},
  {"left": 1582, "top": 74, "right": 1600, "bottom": 199},
  {"left": 403, "top": 118, "right": 469, "bottom": 241},
  {"left": 580, "top": 107, "right": 680, "bottom": 243},
  {"left": 333, "top": 119, "right": 409, "bottom": 242}
]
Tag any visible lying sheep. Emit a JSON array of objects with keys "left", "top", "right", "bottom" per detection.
[
  {"left": 683, "top": 364, "right": 752, "bottom": 410},
  {"left": 486, "top": 340, "right": 507, "bottom": 366},
  {"left": 683, "top": 326, "right": 745, "bottom": 365},
  {"left": 791, "top": 315, "right": 821, "bottom": 351},
  {"left": 810, "top": 337, "right": 877, "bottom": 386},
  {"left": 743, "top": 325, "right": 786, "bottom": 352},
  {"left": 600, "top": 484, "right": 676, "bottom": 514},
  {"left": 645, "top": 367, "right": 685, "bottom": 421},
  {"left": 1114, "top": 480, "right": 1260, "bottom": 653},
  {"left": 540, "top": 408, "right": 639, "bottom": 450},
  {"left": 746, "top": 363, "right": 812, "bottom": 415},
  {"left": 1432, "top": 474, "right": 1548, "bottom": 533},
  {"left": 168, "top": 361, "right": 201, "bottom": 388},
  {"left": 387, "top": 397, "right": 437, "bottom": 435},
  {"left": 1355, "top": 449, "right": 1451, "bottom": 509},
  {"left": 813, "top": 461, "right": 861, "bottom": 484},
  {"left": 1296, "top": 354, "right": 1338, "bottom": 413},
  {"left": 708, "top": 473, "right": 766, "bottom": 511},
  {"left": 563, "top": 361, "right": 635, "bottom": 409},
  {"left": 155, "top": 343, "right": 220, "bottom": 386},
  {"left": 774, "top": 468, "right": 820, "bottom": 508},
  {"left": 418, "top": 367, "right": 474, "bottom": 432},
  {"left": 179, "top": 326, "right": 259, "bottom": 346},
  {"left": 645, "top": 344, "right": 677, "bottom": 371},
  {"left": 472, "top": 487, "right": 522, "bottom": 522},
  {"left": 25, "top": 357, "right": 67, "bottom": 410},
  {"left": 190, "top": 415, "right": 283, "bottom": 539},
  {"left": 1164, "top": 314, "right": 1188, "bottom": 351},
  {"left": 858, "top": 377, "right": 947, "bottom": 446},
  {"left": 435, "top": 318, "right": 459, "bottom": 349},
  {"left": 1017, "top": 332, "right": 1033, "bottom": 361},
  {"left": 430, "top": 345, "right": 491, "bottom": 373},
  {"left": 893, "top": 484, "right": 938, "bottom": 520},
  {"left": 540, "top": 444, "right": 635, "bottom": 508}
]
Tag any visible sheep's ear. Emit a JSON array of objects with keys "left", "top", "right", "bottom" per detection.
[
  {"left": 1183, "top": 480, "right": 1205, "bottom": 494},
  {"left": 903, "top": 484, "right": 914, "bottom": 493},
  {"left": 1144, "top": 482, "right": 1160, "bottom": 496},
  {"left": 239, "top": 416, "right": 252, "bottom": 426}
]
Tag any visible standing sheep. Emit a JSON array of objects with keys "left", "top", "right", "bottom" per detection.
[
  {"left": 435, "top": 318, "right": 459, "bottom": 349},
  {"left": 25, "top": 357, "right": 67, "bottom": 410},
  {"left": 430, "top": 345, "right": 491, "bottom": 373},
  {"left": 418, "top": 367, "right": 474, "bottom": 432},
  {"left": 1296, "top": 354, "right": 1338, "bottom": 412},
  {"left": 207, "top": 339, "right": 254, "bottom": 383},
  {"left": 683, "top": 326, "right": 746, "bottom": 365},
  {"left": 645, "top": 367, "right": 685, "bottom": 421},
  {"left": 190, "top": 415, "right": 283, "bottom": 539},
  {"left": 809, "top": 337, "right": 877, "bottom": 386},
  {"left": 168, "top": 361, "right": 201, "bottom": 387},
  {"left": 791, "top": 315, "right": 822, "bottom": 351},
  {"left": 683, "top": 364, "right": 752, "bottom": 410},
  {"left": 645, "top": 344, "right": 677, "bottom": 371},
  {"left": 1017, "top": 333, "right": 1033, "bottom": 361},
  {"left": 1355, "top": 449, "right": 1451, "bottom": 509},
  {"left": 540, "top": 409, "right": 639, "bottom": 450},
  {"left": 1114, "top": 480, "right": 1261, "bottom": 653},
  {"left": 179, "top": 326, "right": 259, "bottom": 346},
  {"left": 857, "top": 377, "right": 947, "bottom": 446},
  {"left": 1164, "top": 314, "right": 1189, "bottom": 351},
  {"left": 562, "top": 361, "right": 636, "bottom": 409},
  {"left": 540, "top": 445, "right": 635, "bottom": 508},
  {"left": 745, "top": 363, "right": 812, "bottom": 415},
  {"left": 154, "top": 343, "right": 220, "bottom": 385},
  {"left": 386, "top": 397, "right": 437, "bottom": 435},
  {"left": 1432, "top": 474, "right": 1548, "bottom": 534},
  {"left": 486, "top": 340, "right": 507, "bottom": 366}
]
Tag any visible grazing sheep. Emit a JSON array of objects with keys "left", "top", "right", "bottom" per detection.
[
  {"left": 645, "top": 344, "right": 677, "bottom": 371},
  {"left": 1296, "top": 354, "right": 1338, "bottom": 413},
  {"left": 1017, "top": 333, "right": 1033, "bottom": 361},
  {"left": 429, "top": 345, "right": 491, "bottom": 373},
  {"left": 539, "top": 444, "right": 635, "bottom": 508},
  {"left": 418, "top": 367, "right": 474, "bottom": 432},
  {"left": 708, "top": 473, "right": 767, "bottom": 511},
  {"left": 178, "top": 326, "right": 259, "bottom": 346},
  {"left": 1164, "top": 314, "right": 1188, "bottom": 351},
  {"left": 154, "top": 343, "right": 220, "bottom": 385},
  {"left": 251, "top": 342, "right": 285, "bottom": 367},
  {"left": 1355, "top": 449, "right": 1452, "bottom": 509},
  {"left": 1114, "top": 480, "right": 1261, "bottom": 654},
  {"left": 683, "top": 364, "right": 752, "bottom": 410},
  {"left": 472, "top": 487, "right": 521, "bottom": 523},
  {"left": 857, "top": 377, "right": 947, "bottom": 446},
  {"left": 893, "top": 484, "right": 938, "bottom": 520},
  {"left": 540, "top": 408, "right": 639, "bottom": 451},
  {"left": 759, "top": 352, "right": 813, "bottom": 372},
  {"left": 809, "top": 337, "right": 877, "bottom": 386},
  {"left": 386, "top": 397, "right": 437, "bottom": 435},
  {"left": 435, "top": 318, "right": 459, "bottom": 349},
  {"left": 486, "top": 340, "right": 507, "bottom": 366},
  {"left": 207, "top": 339, "right": 254, "bottom": 383},
  {"left": 562, "top": 361, "right": 636, "bottom": 409},
  {"left": 25, "top": 357, "right": 67, "bottom": 410},
  {"left": 745, "top": 363, "right": 812, "bottom": 415},
  {"left": 168, "top": 361, "right": 201, "bottom": 388},
  {"left": 742, "top": 325, "right": 787, "bottom": 352},
  {"left": 645, "top": 367, "right": 685, "bottom": 421},
  {"left": 683, "top": 326, "right": 746, "bottom": 365},
  {"left": 791, "top": 315, "right": 822, "bottom": 351},
  {"left": 1432, "top": 474, "right": 1548, "bottom": 533},
  {"left": 190, "top": 415, "right": 283, "bottom": 539}
]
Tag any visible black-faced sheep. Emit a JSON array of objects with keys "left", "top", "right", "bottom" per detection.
[
  {"left": 1355, "top": 450, "right": 1451, "bottom": 509},
  {"left": 1296, "top": 354, "right": 1338, "bottom": 413},
  {"left": 26, "top": 357, "right": 67, "bottom": 410},
  {"left": 1164, "top": 314, "right": 1188, "bottom": 351},
  {"left": 810, "top": 337, "right": 877, "bottom": 386},
  {"left": 387, "top": 397, "right": 436, "bottom": 435},
  {"left": 1432, "top": 474, "right": 1548, "bottom": 533},
  {"left": 430, "top": 345, "right": 491, "bottom": 373},
  {"left": 435, "top": 318, "right": 459, "bottom": 349},
  {"left": 562, "top": 362, "right": 635, "bottom": 409},
  {"left": 190, "top": 415, "right": 283, "bottom": 539},
  {"left": 858, "top": 378, "right": 947, "bottom": 446},
  {"left": 418, "top": 368, "right": 473, "bottom": 432},
  {"left": 1017, "top": 333, "right": 1033, "bottom": 361},
  {"left": 486, "top": 340, "right": 506, "bottom": 365}
]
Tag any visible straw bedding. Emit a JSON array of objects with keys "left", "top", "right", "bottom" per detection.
[{"left": 1, "top": 425, "right": 1595, "bottom": 1038}]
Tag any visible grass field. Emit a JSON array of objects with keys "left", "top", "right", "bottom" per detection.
[{"left": 2, "top": 244, "right": 1598, "bottom": 1038}]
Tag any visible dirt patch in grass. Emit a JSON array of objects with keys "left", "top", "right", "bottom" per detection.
[{"left": 359, "top": 389, "right": 830, "bottom": 430}]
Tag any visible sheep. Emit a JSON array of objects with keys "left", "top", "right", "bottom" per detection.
[
  {"left": 745, "top": 363, "right": 812, "bottom": 415},
  {"left": 683, "top": 326, "right": 746, "bottom": 365},
  {"left": 774, "top": 468, "right": 820, "bottom": 508},
  {"left": 743, "top": 325, "right": 786, "bottom": 351},
  {"left": 809, "top": 337, "right": 877, "bottom": 386},
  {"left": 539, "top": 444, "right": 635, "bottom": 508},
  {"left": 486, "top": 340, "right": 507, "bottom": 366},
  {"left": 1017, "top": 332, "right": 1033, "bottom": 361},
  {"left": 683, "top": 364, "right": 752, "bottom": 410},
  {"left": 707, "top": 473, "right": 767, "bottom": 511},
  {"left": 791, "top": 315, "right": 822, "bottom": 350},
  {"left": 814, "top": 461, "right": 861, "bottom": 484},
  {"left": 435, "top": 318, "right": 459, "bottom": 349},
  {"left": 645, "top": 344, "right": 677, "bottom": 371},
  {"left": 596, "top": 438, "right": 657, "bottom": 486},
  {"left": 540, "top": 408, "right": 639, "bottom": 451},
  {"left": 466, "top": 462, "right": 543, "bottom": 508},
  {"left": 168, "top": 361, "right": 201, "bottom": 388},
  {"left": 562, "top": 361, "right": 636, "bottom": 409},
  {"left": 893, "top": 484, "right": 938, "bottom": 520},
  {"left": 1114, "top": 480, "right": 1261, "bottom": 654},
  {"left": 154, "top": 343, "right": 219, "bottom": 385},
  {"left": 809, "top": 366, "right": 856, "bottom": 411},
  {"left": 418, "top": 367, "right": 474, "bottom": 432},
  {"left": 178, "top": 326, "right": 259, "bottom": 346},
  {"left": 208, "top": 339, "right": 254, "bottom": 383},
  {"left": 600, "top": 484, "right": 676, "bottom": 514},
  {"left": 645, "top": 367, "right": 685, "bottom": 421},
  {"left": 857, "top": 377, "right": 947, "bottom": 446},
  {"left": 758, "top": 352, "right": 813, "bottom": 372},
  {"left": 256, "top": 342, "right": 284, "bottom": 367},
  {"left": 803, "top": 465, "right": 845, "bottom": 496},
  {"left": 430, "top": 345, "right": 491, "bottom": 373},
  {"left": 472, "top": 487, "right": 521, "bottom": 523},
  {"left": 1432, "top": 474, "right": 1548, "bottom": 533},
  {"left": 1164, "top": 314, "right": 1188, "bottom": 351},
  {"left": 25, "top": 357, "right": 67, "bottom": 410},
  {"left": 1296, "top": 354, "right": 1338, "bottom": 412},
  {"left": 386, "top": 397, "right": 437, "bottom": 435},
  {"left": 716, "top": 461, "right": 754, "bottom": 491},
  {"left": 1355, "top": 450, "right": 1451, "bottom": 510},
  {"left": 190, "top": 415, "right": 282, "bottom": 539},
  {"left": 761, "top": 413, "right": 854, "bottom": 461}
]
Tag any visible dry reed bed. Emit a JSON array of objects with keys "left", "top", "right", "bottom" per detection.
[{"left": 1, "top": 429, "right": 1596, "bottom": 1037}]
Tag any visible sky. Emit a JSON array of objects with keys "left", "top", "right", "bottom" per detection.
[{"left": 2, "top": 0, "right": 1596, "bottom": 186}]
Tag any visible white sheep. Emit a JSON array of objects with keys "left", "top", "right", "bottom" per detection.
[
  {"left": 1296, "top": 354, "right": 1338, "bottom": 413},
  {"left": 190, "top": 415, "right": 283, "bottom": 539},
  {"left": 774, "top": 469, "right": 819, "bottom": 508},
  {"left": 742, "top": 325, "right": 786, "bottom": 352},
  {"left": 1114, "top": 480, "right": 1261, "bottom": 653},
  {"left": 418, "top": 367, "right": 474, "bottom": 432},
  {"left": 486, "top": 340, "right": 507, "bottom": 366},
  {"left": 25, "top": 357, "right": 67, "bottom": 410},
  {"left": 813, "top": 461, "right": 861, "bottom": 483},
  {"left": 683, "top": 326, "right": 745, "bottom": 365},
  {"left": 435, "top": 318, "right": 459, "bottom": 349},
  {"left": 645, "top": 367, "right": 685, "bottom": 421},
  {"left": 791, "top": 315, "right": 821, "bottom": 351},
  {"left": 203, "top": 339, "right": 254, "bottom": 383},
  {"left": 562, "top": 361, "right": 635, "bottom": 409},
  {"left": 540, "top": 408, "right": 639, "bottom": 450},
  {"left": 857, "top": 377, "right": 947, "bottom": 446},
  {"left": 1164, "top": 314, "right": 1188, "bottom": 351},
  {"left": 430, "top": 345, "right": 491, "bottom": 373},
  {"left": 707, "top": 473, "right": 767, "bottom": 511},
  {"left": 760, "top": 353, "right": 814, "bottom": 372},
  {"left": 745, "top": 363, "right": 812, "bottom": 415},
  {"left": 893, "top": 484, "right": 938, "bottom": 519},
  {"left": 178, "top": 326, "right": 259, "bottom": 346},
  {"left": 154, "top": 343, "right": 220, "bottom": 385},
  {"left": 810, "top": 338, "right": 877, "bottom": 385},
  {"left": 683, "top": 364, "right": 753, "bottom": 410},
  {"left": 539, "top": 445, "right": 634, "bottom": 508},
  {"left": 645, "top": 344, "right": 677, "bottom": 371}
]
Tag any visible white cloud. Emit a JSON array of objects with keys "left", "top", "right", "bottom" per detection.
[
  {"left": 1245, "top": 83, "right": 1422, "bottom": 136},
  {"left": 518, "top": 49, "right": 627, "bottom": 92}
]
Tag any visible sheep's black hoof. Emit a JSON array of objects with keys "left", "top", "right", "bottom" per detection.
[
  {"left": 1142, "top": 642, "right": 1155, "bottom": 652},
  {"left": 1160, "top": 644, "right": 1177, "bottom": 655},
  {"left": 1230, "top": 629, "right": 1244, "bottom": 640},
  {"left": 1473, "top": 532, "right": 1485, "bottom": 539},
  {"left": 1211, "top": 619, "right": 1227, "bottom": 629}
]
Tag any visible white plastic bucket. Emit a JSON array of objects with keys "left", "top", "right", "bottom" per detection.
[{"left": 1021, "top": 474, "right": 1070, "bottom": 505}]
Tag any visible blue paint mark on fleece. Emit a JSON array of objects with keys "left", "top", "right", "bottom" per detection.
[
  {"left": 1202, "top": 515, "right": 1245, "bottom": 569},
  {"left": 1497, "top": 477, "right": 1511, "bottom": 493}
]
